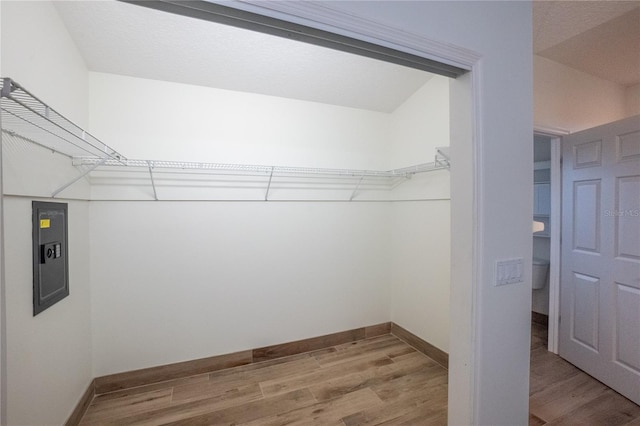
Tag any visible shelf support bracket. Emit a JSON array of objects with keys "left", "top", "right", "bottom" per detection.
[
  {"left": 349, "top": 175, "right": 365, "bottom": 201},
  {"left": 265, "top": 167, "right": 274, "bottom": 201},
  {"left": 1, "top": 77, "right": 16, "bottom": 98},
  {"left": 147, "top": 161, "right": 158, "bottom": 201},
  {"left": 435, "top": 146, "right": 450, "bottom": 169},
  {"left": 52, "top": 157, "right": 107, "bottom": 198},
  {"left": 389, "top": 175, "right": 413, "bottom": 191}
]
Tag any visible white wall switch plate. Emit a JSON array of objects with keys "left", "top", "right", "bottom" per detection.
[{"left": 495, "top": 258, "right": 524, "bottom": 286}]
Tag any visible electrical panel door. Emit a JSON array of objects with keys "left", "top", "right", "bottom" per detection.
[{"left": 32, "top": 201, "right": 69, "bottom": 315}]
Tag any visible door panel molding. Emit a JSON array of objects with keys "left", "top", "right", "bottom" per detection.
[
  {"left": 572, "top": 180, "right": 602, "bottom": 253},
  {"left": 571, "top": 272, "right": 600, "bottom": 352},
  {"left": 574, "top": 140, "right": 602, "bottom": 169},
  {"left": 617, "top": 130, "right": 640, "bottom": 162},
  {"left": 615, "top": 176, "right": 640, "bottom": 261}
]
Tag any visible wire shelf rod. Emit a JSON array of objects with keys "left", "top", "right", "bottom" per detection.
[
  {"left": 71, "top": 157, "right": 449, "bottom": 178},
  {"left": 1, "top": 128, "right": 73, "bottom": 159},
  {"left": 3, "top": 95, "right": 114, "bottom": 158},
  {"left": 1, "top": 77, "right": 126, "bottom": 161},
  {"left": 1, "top": 107, "right": 109, "bottom": 159}
]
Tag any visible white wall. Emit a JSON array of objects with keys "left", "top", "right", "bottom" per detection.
[
  {"left": 4, "top": 199, "right": 91, "bottom": 425},
  {"left": 389, "top": 76, "right": 449, "bottom": 169},
  {"left": 391, "top": 201, "right": 450, "bottom": 348},
  {"left": 89, "top": 73, "right": 390, "bottom": 169},
  {"left": 389, "top": 76, "right": 451, "bottom": 352},
  {"left": 90, "top": 201, "right": 391, "bottom": 375},
  {"left": 626, "top": 83, "right": 640, "bottom": 117},
  {"left": 87, "top": 71, "right": 455, "bottom": 376},
  {"left": 1, "top": 2, "right": 88, "bottom": 126},
  {"left": 534, "top": 55, "right": 628, "bottom": 133},
  {"left": 0, "top": 2, "right": 93, "bottom": 424},
  {"left": 88, "top": 73, "right": 398, "bottom": 376},
  {"left": 2, "top": 130, "right": 91, "bottom": 200}
]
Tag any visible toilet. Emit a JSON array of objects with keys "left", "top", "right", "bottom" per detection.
[{"left": 532, "top": 258, "right": 549, "bottom": 290}]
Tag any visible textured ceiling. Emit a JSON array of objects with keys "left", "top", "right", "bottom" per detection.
[
  {"left": 55, "top": 0, "right": 639, "bottom": 109},
  {"left": 533, "top": 1, "right": 640, "bottom": 86},
  {"left": 54, "top": 1, "right": 434, "bottom": 113}
]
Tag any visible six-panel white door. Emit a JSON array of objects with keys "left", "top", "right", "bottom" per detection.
[{"left": 560, "top": 115, "right": 640, "bottom": 405}]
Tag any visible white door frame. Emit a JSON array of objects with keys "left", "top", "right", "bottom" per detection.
[
  {"left": 534, "top": 126, "right": 569, "bottom": 354},
  {"left": 0, "top": 95, "right": 5, "bottom": 426},
  {"left": 0, "top": 6, "right": 7, "bottom": 415},
  {"left": 0, "top": 51, "right": 6, "bottom": 426}
]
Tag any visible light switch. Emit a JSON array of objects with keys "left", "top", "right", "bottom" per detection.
[{"left": 495, "top": 258, "right": 524, "bottom": 286}]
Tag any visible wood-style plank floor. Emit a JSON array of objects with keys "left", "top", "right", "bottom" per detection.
[
  {"left": 80, "top": 335, "right": 448, "bottom": 425},
  {"left": 529, "top": 321, "right": 640, "bottom": 426},
  {"left": 80, "top": 325, "right": 640, "bottom": 425}
]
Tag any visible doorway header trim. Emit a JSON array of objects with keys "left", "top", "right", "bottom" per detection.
[
  {"left": 534, "top": 125, "right": 571, "bottom": 137},
  {"left": 119, "top": 0, "right": 468, "bottom": 79}
]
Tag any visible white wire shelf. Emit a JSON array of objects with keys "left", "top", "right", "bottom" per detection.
[
  {"left": 1, "top": 77, "right": 450, "bottom": 200},
  {"left": 72, "top": 150, "right": 450, "bottom": 178},
  {"left": 72, "top": 151, "right": 449, "bottom": 201},
  {"left": 1, "top": 77, "right": 125, "bottom": 161}
]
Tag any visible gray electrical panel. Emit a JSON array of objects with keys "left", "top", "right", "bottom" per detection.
[{"left": 32, "top": 201, "right": 69, "bottom": 315}]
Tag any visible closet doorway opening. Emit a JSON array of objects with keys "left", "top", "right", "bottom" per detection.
[{"left": 56, "top": 0, "right": 461, "bottom": 370}]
